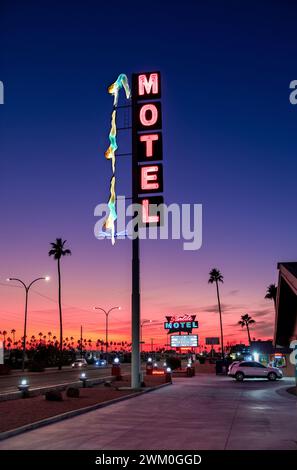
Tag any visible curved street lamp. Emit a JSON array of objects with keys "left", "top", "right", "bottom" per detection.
[
  {"left": 140, "top": 319, "right": 152, "bottom": 353},
  {"left": 7, "top": 276, "right": 50, "bottom": 371},
  {"left": 94, "top": 306, "right": 121, "bottom": 363}
]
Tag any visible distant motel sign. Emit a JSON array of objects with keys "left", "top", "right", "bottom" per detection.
[
  {"left": 132, "top": 72, "right": 163, "bottom": 226},
  {"left": 164, "top": 314, "right": 199, "bottom": 334}
]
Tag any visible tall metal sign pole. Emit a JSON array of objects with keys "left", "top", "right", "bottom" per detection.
[
  {"left": 131, "top": 73, "right": 141, "bottom": 389},
  {"left": 103, "top": 72, "right": 162, "bottom": 389},
  {"left": 131, "top": 72, "right": 163, "bottom": 389}
]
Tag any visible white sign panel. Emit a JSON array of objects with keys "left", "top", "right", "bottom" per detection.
[{"left": 170, "top": 335, "right": 198, "bottom": 348}]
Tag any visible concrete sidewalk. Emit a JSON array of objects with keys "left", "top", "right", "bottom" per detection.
[{"left": 0, "top": 374, "right": 296, "bottom": 450}]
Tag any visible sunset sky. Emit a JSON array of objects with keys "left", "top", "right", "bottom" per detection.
[{"left": 1, "top": 0, "right": 297, "bottom": 350}]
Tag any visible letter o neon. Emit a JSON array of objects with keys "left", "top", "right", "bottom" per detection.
[{"left": 139, "top": 104, "right": 158, "bottom": 126}]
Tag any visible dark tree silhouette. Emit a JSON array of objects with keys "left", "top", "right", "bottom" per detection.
[
  {"left": 265, "top": 284, "right": 277, "bottom": 310},
  {"left": 208, "top": 268, "right": 224, "bottom": 358},
  {"left": 11, "top": 329, "right": 16, "bottom": 344},
  {"left": 238, "top": 314, "right": 256, "bottom": 344},
  {"left": 49, "top": 238, "right": 72, "bottom": 370},
  {"left": 2, "top": 331, "right": 7, "bottom": 351}
]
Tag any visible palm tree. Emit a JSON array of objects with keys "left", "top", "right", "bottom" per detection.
[
  {"left": 265, "top": 284, "right": 277, "bottom": 310},
  {"left": 48, "top": 331, "right": 52, "bottom": 342},
  {"left": 2, "top": 331, "right": 7, "bottom": 351},
  {"left": 238, "top": 314, "right": 256, "bottom": 344},
  {"left": 208, "top": 268, "right": 224, "bottom": 358},
  {"left": 49, "top": 238, "right": 72, "bottom": 370},
  {"left": 11, "top": 329, "right": 16, "bottom": 344}
]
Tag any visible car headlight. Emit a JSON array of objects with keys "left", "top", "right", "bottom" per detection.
[{"left": 71, "top": 363, "right": 74, "bottom": 367}]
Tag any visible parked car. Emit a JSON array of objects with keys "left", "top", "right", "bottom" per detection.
[
  {"left": 228, "top": 361, "right": 240, "bottom": 374},
  {"left": 71, "top": 358, "right": 87, "bottom": 368},
  {"left": 228, "top": 361, "right": 283, "bottom": 381}
]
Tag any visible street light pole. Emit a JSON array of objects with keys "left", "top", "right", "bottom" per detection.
[
  {"left": 106, "top": 312, "right": 108, "bottom": 358},
  {"left": 7, "top": 276, "right": 50, "bottom": 371},
  {"left": 94, "top": 306, "right": 121, "bottom": 363},
  {"left": 140, "top": 319, "right": 152, "bottom": 354}
]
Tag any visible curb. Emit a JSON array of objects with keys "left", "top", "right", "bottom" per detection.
[
  {"left": 276, "top": 383, "right": 297, "bottom": 400},
  {"left": 0, "top": 382, "right": 171, "bottom": 442},
  {"left": 0, "top": 374, "right": 129, "bottom": 402}
]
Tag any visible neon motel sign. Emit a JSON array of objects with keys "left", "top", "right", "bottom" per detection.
[
  {"left": 164, "top": 314, "right": 199, "bottom": 334},
  {"left": 132, "top": 71, "right": 164, "bottom": 226}
]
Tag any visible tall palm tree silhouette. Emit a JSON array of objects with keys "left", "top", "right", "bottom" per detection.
[
  {"left": 208, "top": 268, "right": 224, "bottom": 358},
  {"left": 265, "top": 284, "right": 277, "bottom": 310},
  {"left": 49, "top": 238, "right": 72, "bottom": 370},
  {"left": 238, "top": 314, "right": 256, "bottom": 344},
  {"left": 11, "top": 329, "right": 16, "bottom": 344},
  {"left": 2, "top": 330, "right": 7, "bottom": 351}
]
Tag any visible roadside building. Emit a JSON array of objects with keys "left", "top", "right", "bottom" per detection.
[
  {"left": 274, "top": 262, "right": 297, "bottom": 348},
  {"left": 229, "top": 344, "right": 251, "bottom": 360},
  {"left": 266, "top": 262, "right": 297, "bottom": 377},
  {"left": 250, "top": 340, "right": 294, "bottom": 376}
]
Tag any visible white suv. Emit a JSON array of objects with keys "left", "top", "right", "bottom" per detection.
[{"left": 228, "top": 361, "right": 283, "bottom": 381}]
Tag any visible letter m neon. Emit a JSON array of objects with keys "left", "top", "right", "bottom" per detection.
[{"left": 138, "top": 73, "right": 159, "bottom": 96}]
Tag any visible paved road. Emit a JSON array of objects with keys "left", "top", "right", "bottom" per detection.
[
  {"left": 0, "top": 374, "right": 296, "bottom": 450},
  {"left": 0, "top": 364, "right": 132, "bottom": 394}
]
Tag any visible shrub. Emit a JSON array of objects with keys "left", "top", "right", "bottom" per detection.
[
  {"left": 166, "top": 356, "right": 181, "bottom": 370},
  {"left": 198, "top": 356, "right": 206, "bottom": 364},
  {"left": 28, "top": 361, "right": 45, "bottom": 372},
  {"left": 0, "top": 364, "right": 11, "bottom": 375},
  {"left": 66, "top": 387, "right": 80, "bottom": 398},
  {"left": 45, "top": 390, "right": 63, "bottom": 401}
]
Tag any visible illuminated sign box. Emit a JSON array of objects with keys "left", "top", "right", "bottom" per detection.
[
  {"left": 134, "top": 71, "right": 161, "bottom": 100},
  {"left": 137, "top": 132, "right": 163, "bottom": 162},
  {"left": 138, "top": 195, "right": 164, "bottom": 227},
  {"left": 164, "top": 315, "right": 199, "bottom": 334},
  {"left": 137, "top": 163, "right": 163, "bottom": 194},
  {"left": 136, "top": 102, "right": 162, "bottom": 131},
  {"left": 165, "top": 321, "right": 198, "bottom": 330},
  {"left": 132, "top": 71, "right": 163, "bottom": 227},
  {"left": 170, "top": 335, "right": 198, "bottom": 348}
]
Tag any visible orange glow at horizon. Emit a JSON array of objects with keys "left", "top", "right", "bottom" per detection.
[{"left": 0, "top": 236, "right": 277, "bottom": 352}]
